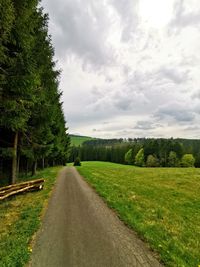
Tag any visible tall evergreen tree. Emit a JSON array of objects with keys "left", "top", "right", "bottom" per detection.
[
  {"left": 1, "top": 0, "right": 40, "bottom": 183},
  {"left": 0, "top": 1, "right": 70, "bottom": 184}
]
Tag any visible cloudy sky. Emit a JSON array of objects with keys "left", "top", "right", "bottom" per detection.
[{"left": 41, "top": 0, "right": 200, "bottom": 139}]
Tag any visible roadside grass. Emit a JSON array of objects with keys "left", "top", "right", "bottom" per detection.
[
  {"left": 0, "top": 166, "right": 62, "bottom": 267},
  {"left": 76, "top": 161, "right": 200, "bottom": 267}
]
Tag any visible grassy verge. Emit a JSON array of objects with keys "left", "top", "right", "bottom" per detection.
[
  {"left": 76, "top": 161, "right": 200, "bottom": 267},
  {"left": 0, "top": 166, "right": 62, "bottom": 267}
]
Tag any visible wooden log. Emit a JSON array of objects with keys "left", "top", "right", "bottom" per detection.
[
  {"left": 0, "top": 183, "right": 43, "bottom": 196},
  {"left": 0, "top": 181, "right": 44, "bottom": 195},
  {"left": 0, "top": 183, "right": 44, "bottom": 200},
  {"left": 0, "top": 179, "right": 44, "bottom": 192}
]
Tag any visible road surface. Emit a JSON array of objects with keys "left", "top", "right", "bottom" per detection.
[{"left": 30, "top": 167, "right": 162, "bottom": 267}]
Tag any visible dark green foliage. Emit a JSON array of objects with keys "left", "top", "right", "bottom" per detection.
[
  {"left": 83, "top": 138, "right": 123, "bottom": 147},
  {"left": 194, "top": 152, "right": 200, "bottom": 167},
  {"left": 0, "top": 0, "right": 15, "bottom": 77},
  {"left": 74, "top": 157, "right": 81, "bottom": 166},
  {"left": 69, "top": 138, "right": 200, "bottom": 168},
  {"left": 0, "top": 1, "right": 69, "bottom": 184}
]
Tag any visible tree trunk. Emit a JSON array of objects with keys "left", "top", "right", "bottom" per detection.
[
  {"left": 32, "top": 160, "right": 37, "bottom": 176},
  {"left": 17, "top": 154, "right": 20, "bottom": 178},
  {"left": 12, "top": 132, "right": 18, "bottom": 184},
  {"left": 42, "top": 157, "right": 45, "bottom": 169},
  {"left": 26, "top": 160, "right": 29, "bottom": 177},
  {"left": 0, "top": 158, "right": 3, "bottom": 178}
]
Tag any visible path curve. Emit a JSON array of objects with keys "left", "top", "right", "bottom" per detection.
[{"left": 30, "top": 167, "right": 162, "bottom": 267}]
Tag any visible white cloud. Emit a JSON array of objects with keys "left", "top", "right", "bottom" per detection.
[
  {"left": 42, "top": 0, "right": 200, "bottom": 139},
  {"left": 170, "top": 0, "right": 200, "bottom": 30}
]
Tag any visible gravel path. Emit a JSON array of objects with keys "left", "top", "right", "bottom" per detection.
[{"left": 30, "top": 167, "right": 163, "bottom": 267}]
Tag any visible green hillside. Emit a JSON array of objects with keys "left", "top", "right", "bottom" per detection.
[{"left": 69, "top": 135, "right": 95, "bottom": 146}]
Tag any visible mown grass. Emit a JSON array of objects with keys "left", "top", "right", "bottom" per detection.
[
  {"left": 69, "top": 135, "right": 95, "bottom": 146},
  {"left": 0, "top": 166, "right": 62, "bottom": 267},
  {"left": 76, "top": 161, "right": 200, "bottom": 267}
]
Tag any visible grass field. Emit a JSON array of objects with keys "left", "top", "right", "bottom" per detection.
[
  {"left": 69, "top": 134, "right": 95, "bottom": 146},
  {"left": 0, "top": 166, "right": 62, "bottom": 267},
  {"left": 76, "top": 161, "right": 200, "bottom": 267}
]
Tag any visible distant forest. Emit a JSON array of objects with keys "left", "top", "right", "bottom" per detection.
[
  {"left": 0, "top": 0, "right": 70, "bottom": 184},
  {"left": 69, "top": 138, "right": 200, "bottom": 167}
]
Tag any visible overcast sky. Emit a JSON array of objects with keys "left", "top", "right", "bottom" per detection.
[{"left": 41, "top": 0, "right": 200, "bottom": 139}]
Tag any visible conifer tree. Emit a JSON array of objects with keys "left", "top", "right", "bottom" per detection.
[
  {"left": 1, "top": 0, "right": 40, "bottom": 183},
  {"left": 0, "top": 1, "right": 70, "bottom": 183}
]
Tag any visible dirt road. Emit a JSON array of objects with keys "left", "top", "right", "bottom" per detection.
[{"left": 30, "top": 167, "right": 162, "bottom": 267}]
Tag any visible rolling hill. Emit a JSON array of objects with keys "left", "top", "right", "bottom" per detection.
[{"left": 69, "top": 134, "right": 96, "bottom": 146}]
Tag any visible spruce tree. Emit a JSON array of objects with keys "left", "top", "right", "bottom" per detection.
[
  {"left": 0, "top": 1, "right": 70, "bottom": 183},
  {"left": 1, "top": 0, "right": 40, "bottom": 183}
]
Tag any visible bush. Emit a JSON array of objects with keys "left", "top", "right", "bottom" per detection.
[
  {"left": 181, "top": 154, "right": 195, "bottom": 167},
  {"left": 74, "top": 157, "right": 81, "bottom": 166},
  {"left": 146, "top": 155, "right": 159, "bottom": 167},
  {"left": 168, "top": 151, "right": 179, "bottom": 167}
]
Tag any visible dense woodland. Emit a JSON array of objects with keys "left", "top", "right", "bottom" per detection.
[
  {"left": 69, "top": 138, "right": 200, "bottom": 168},
  {"left": 0, "top": 0, "right": 70, "bottom": 184}
]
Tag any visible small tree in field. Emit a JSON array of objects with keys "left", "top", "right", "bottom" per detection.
[
  {"left": 168, "top": 151, "right": 179, "bottom": 167},
  {"left": 181, "top": 154, "right": 195, "bottom": 167},
  {"left": 146, "top": 155, "right": 159, "bottom": 167},
  {"left": 124, "top": 149, "right": 133, "bottom": 164},
  {"left": 135, "top": 148, "right": 145, "bottom": 166},
  {"left": 74, "top": 157, "right": 81, "bottom": 166}
]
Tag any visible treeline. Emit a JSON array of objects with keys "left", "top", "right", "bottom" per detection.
[
  {"left": 0, "top": 0, "right": 70, "bottom": 184},
  {"left": 69, "top": 138, "right": 200, "bottom": 167}
]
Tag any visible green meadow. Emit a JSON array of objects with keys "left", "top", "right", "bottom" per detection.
[
  {"left": 76, "top": 161, "right": 200, "bottom": 267},
  {"left": 69, "top": 135, "right": 95, "bottom": 146}
]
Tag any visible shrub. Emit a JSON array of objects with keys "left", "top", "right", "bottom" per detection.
[
  {"left": 146, "top": 155, "right": 159, "bottom": 167},
  {"left": 181, "top": 154, "right": 195, "bottom": 167},
  {"left": 74, "top": 157, "right": 81, "bottom": 166},
  {"left": 168, "top": 151, "right": 179, "bottom": 167}
]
